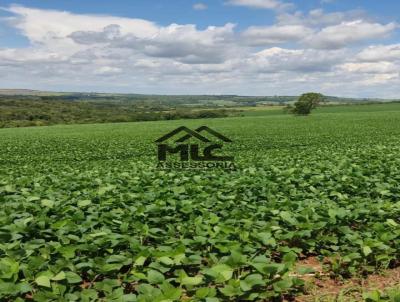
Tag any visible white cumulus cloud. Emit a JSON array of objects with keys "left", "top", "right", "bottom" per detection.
[
  {"left": 357, "top": 44, "right": 400, "bottom": 62},
  {"left": 304, "top": 20, "right": 397, "bottom": 49},
  {"left": 241, "top": 24, "right": 313, "bottom": 46}
]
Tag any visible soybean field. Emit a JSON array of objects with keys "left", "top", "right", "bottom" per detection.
[{"left": 1, "top": 104, "right": 400, "bottom": 301}]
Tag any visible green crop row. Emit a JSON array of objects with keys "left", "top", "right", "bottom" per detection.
[{"left": 1, "top": 105, "right": 400, "bottom": 301}]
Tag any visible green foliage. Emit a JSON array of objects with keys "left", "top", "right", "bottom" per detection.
[
  {"left": 1, "top": 103, "right": 400, "bottom": 300},
  {"left": 363, "top": 288, "right": 400, "bottom": 302},
  {"left": 291, "top": 92, "right": 324, "bottom": 115},
  {"left": 0, "top": 96, "right": 234, "bottom": 128}
]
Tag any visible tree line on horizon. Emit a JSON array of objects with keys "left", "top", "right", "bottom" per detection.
[{"left": 0, "top": 97, "right": 235, "bottom": 128}]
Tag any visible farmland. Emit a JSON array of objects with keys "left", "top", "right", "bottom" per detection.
[
  {"left": 1, "top": 104, "right": 400, "bottom": 301},
  {"left": 2, "top": 90, "right": 398, "bottom": 128}
]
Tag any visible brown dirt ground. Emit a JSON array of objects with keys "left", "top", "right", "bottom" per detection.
[{"left": 294, "top": 257, "right": 400, "bottom": 301}]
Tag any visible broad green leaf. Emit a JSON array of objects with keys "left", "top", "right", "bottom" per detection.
[
  {"left": 205, "top": 264, "right": 233, "bottom": 282},
  {"left": 41, "top": 199, "right": 54, "bottom": 208},
  {"left": 134, "top": 256, "right": 147, "bottom": 266},
  {"left": 158, "top": 256, "right": 174, "bottom": 266},
  {"left": 147, "top": 270, "right": 165, "bottom": 284},
  {"left": 0, "top": 258, "right": 19, "bottom": 279},
  {"left": 65, "top": 271, "right": 82, "bottom": 284},
  {"left": 240, "top": 274, "right": 265, "bottom": 291},
  {"left": 77, "top": 200, "right": 92, "bottom": 207},
  {"left": 273, "top": 278, "right": 293, "bottom": 292},
  {"left": 279, "top": 211, "right": 297, "bottom": 225},
  {"left": 35, "top": 275, "right": 51, "bottom": 288},
  {"left": 363, "top": 246, "right": 373, "bottom": 256},
  {"left": 181, "top": 275, "right": 203, "bottom": 286},
  {"left": 52, "top": 271, "right": 66, "bottom": 281}
]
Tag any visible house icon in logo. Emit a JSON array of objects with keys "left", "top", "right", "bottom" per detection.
[{"left": 155, "top": 126, "right": 234, "bottom": 162}]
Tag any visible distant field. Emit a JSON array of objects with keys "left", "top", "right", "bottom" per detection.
[
  {"left": 1, "top": 103, "right": 400, "bottom": 301},
  {"left": 315, "top": 102, "right": 400, "bottom": 114},
  {"left": 239, "top": 102, "right": 400, "bottom": 116}
]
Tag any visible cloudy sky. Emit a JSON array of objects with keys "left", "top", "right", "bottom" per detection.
[{"left": 1, "top": 0, "right": 400, "bottom": 97}]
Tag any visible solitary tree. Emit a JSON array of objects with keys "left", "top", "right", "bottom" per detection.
[{"left": 291, "top": 93, "right": 323, "bottom": 115}]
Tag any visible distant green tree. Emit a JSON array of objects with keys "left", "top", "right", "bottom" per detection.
[{"left": 291, "top": 93, "right": 324, "bottom": 115}]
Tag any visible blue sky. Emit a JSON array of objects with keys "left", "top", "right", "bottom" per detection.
[
  {"left": 1, "top": 0, "right": 400, "bottom": 97},
  {"left": 1, "top": 0, "right": 399, "bottom": 27}
]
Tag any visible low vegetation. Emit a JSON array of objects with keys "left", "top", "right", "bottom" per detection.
[{"left": 1, "top": 104, "right": 400, "bottom": 301}]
